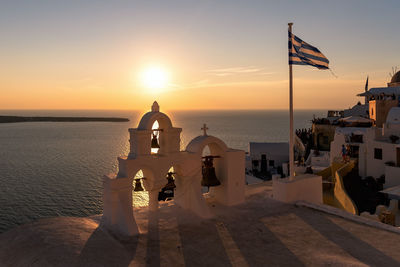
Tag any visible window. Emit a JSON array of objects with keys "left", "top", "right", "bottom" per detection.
[
  {"left": 374, "top": 148, "right": 382, "bottom": 160},
  {"left": 350, "top": 145, "right": 359, "bottom": 158},
  {"left": 269, "top": 160, "right": 275, "bottom": 167},
  {"left": 323, "top": 136, "right": 329, "bottom": 144},
  {"left": 350, "top": 134, "right": 363, "bottom": 143}
]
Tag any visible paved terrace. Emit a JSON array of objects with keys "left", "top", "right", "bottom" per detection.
[{"left": 1, "top": 183, "right": 400, "bottom": 266}]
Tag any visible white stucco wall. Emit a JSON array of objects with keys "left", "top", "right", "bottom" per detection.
[
  {"left": 249, "top": 142, "right": 289, "bottom": 171},
  {"left": 364, "top": 140, "right": 396, "bottom": 178},
  {"left": 273, "top": 174, "right": 322, "bottom": 204},
  {"left": 384, "top": 165, "right": 400, "bottom": 189},
  {"left": 330, "top": 133, "right": 346, "bottom": 163}
]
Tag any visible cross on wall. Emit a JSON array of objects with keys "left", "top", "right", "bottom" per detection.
[{"left": 201, "top": 123, "right": 209, "bottom": 136}]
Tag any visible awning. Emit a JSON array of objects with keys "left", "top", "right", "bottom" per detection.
[
  {"left": 339, "top": 116, "right": 372, "bottom": 123},
  {"left": 357, "top": 91, "right": 372, "bottom": 97},
  {"left": 358, "top": 86, "right": 400, "bottom": 97}
]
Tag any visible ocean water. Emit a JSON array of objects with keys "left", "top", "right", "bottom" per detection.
[{"left": 0, "top": 109, "right": 325, "bottom": 233}]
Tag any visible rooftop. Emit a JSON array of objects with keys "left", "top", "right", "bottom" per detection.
[
  {"left": 1, "top": 183, "right": 400, "bottom": 266},
  {"left": 391, "top": 71, "right": 400, "bottom": 84},
  {"left": 358, "top": 86, "right": 400, "bottom": 97}
]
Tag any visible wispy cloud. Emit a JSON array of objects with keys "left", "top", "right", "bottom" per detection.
[
  {"left": 165, "top": 68, "right": 278, "bottom": 92},
  {"left": 257, "top": 72, "right": 276, "bottom": 76},
  {"left": 182, "top": 79, "right": 287, "bottom": 90},
  {"left": 206, "top": 66, "right": 274, "bottom": 76}
]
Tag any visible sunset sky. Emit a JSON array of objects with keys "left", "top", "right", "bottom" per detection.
[{"left": 1, "top": 0, "right": 400, "bottom": 110}]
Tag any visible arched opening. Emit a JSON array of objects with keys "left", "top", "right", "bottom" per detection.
[
  {"left": 201, "top": 144, "right": 224, "bottom": 194},
  {"left": 132, "top": 169, "right": 149, "bottom": 207},
  {"left": 151, "top": 120, "right": 161, "bottom": 154},
  {"left": 158, "top": 166, "right": 176, "bottom": 202},
  {"left": 202, "top": 145, "right": 211, "bottom": 157}
]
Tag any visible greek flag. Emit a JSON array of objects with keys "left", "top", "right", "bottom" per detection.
[{"left": 288, "top": 31, "right": 329, "bottom": 70}]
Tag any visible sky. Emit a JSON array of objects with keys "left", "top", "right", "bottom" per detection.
[{"left": 1, "top": 0, "right": 400, "bottom": 111}]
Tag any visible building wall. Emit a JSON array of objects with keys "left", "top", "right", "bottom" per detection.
[
  {"left": 273, "top": 174, "right": 322, "bottom": 204},
  {"left": 364, "top": 140, "right": 396, "bottom": 178},
  {"left": 330, "top": 133, "right": 345, "bottom": 163},
  {"left": 383, "top": 122, "right": 400, "bottom": 138},
  {"left": 312, "top": 124, "right": 336, "bottom": 151},
  {"left": 384, "top": 165, "right": 400, "bottom": 189},
  {"left": 369, "top": 100, "right": 398, "bottom": 127},
  {"left": 249, "top": 143, "right": 289, "bottom": 172}
]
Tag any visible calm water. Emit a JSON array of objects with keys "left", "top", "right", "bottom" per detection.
[{"left": 0, "top": 109, "right": 325, "bottom": 233}]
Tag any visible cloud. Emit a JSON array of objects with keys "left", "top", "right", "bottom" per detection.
[
  {"left": 168, "top": 67, "right": 278, "bottom": 92},
  {"left": 257, "top": 72, "right": 276, "bottom": 76},
  {"left": 182, "top": 79, "right": 288, "bottom": 90},
  {"left": 206, "top": 66, "right": 273, "bottom": 76}
]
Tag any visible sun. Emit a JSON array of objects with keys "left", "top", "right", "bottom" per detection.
[{"left": 139, "top": 65, "right": 170, "bottom": 93}]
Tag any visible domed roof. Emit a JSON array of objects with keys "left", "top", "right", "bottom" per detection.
[
  {"left": 386, "top": 107, "right": 400, "bottom": 124},
  {"left": 137, "top": 102, "right": 173, "bottom": 130},
  {"left": 390, "top": 71, "right": 400, "bottom": 83}
]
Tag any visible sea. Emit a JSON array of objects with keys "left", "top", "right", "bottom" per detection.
[{"left": 0, "top": 109, "right": 325, "bottom": 233}]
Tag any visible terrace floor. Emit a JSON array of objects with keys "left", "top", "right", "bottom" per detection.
[{"left": 1, "top": 183, "right": 400, "bottom": 266}]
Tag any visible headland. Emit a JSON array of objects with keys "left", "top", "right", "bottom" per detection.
[{"left": 0, "top": 116, "right": 129, "bottom": 123}]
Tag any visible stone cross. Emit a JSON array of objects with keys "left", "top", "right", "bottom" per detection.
[{"left": 201, "top": 123, "right": 209, "bottom": 136}]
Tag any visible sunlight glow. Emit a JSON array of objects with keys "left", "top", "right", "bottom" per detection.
[{"left": 140, "top": 65, "right": 170, "bottom": 93}]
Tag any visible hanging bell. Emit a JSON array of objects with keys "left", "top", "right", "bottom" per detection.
[
  {"left": 158, "top": 187, "right": 174, "bottom": 201},
  {"left": 134, "top": 178, "right": 144, "bottom": 192},
  {"left": 151, "top": 133, "right": 160, "bottom": 149},
  {"left": 164, "top": 172, "right": 176, "bottom": 191},
  {"left": 201, "top": 156, "right": 221, "bottom": 187}
]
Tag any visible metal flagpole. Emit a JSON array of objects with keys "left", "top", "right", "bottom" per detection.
[{"left": 288, "top": 22, "right": 295, "bottom": 180}]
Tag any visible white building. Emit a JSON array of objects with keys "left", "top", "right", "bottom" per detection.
[
  {"left": 248, "top": 142, "right": 289, "bottom": 174},
  {"left": 330, "top": 71, "right": 400, "bottom": 189},
  {"left": 343, "top": 103, "right": 369, "bottom": 118}
]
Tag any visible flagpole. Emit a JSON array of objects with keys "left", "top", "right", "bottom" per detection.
[{"left": 288, "top": 22, "right": 295, "bottom": 180}]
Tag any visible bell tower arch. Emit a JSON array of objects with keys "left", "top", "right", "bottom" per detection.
[
  {"left": 102, "top": 103, "right": 245, "bottom": 237},
  {"left": 185, "top": 135, "right": 245, "bottom": 206},
  {"left": 128, "top": 101, "right": 182, "bottom": 158}
]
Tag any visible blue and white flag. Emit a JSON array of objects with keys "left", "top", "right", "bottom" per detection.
[{"left": 288, "top": 31, "right": 329, "bottom": 70}]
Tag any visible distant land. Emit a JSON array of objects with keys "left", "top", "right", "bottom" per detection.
[{"left": 0, "top": 116, "right": 130, "bottom": 123}]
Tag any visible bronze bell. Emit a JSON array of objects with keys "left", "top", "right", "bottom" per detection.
[
  {"left": 201, "top": 156, "right": 221, "bottom": 187},
  {"left": 151, "top": 133, "right": 160, "bottom": 149},
  {"left": 158, "top": 172, "right": 175, "bottom": 201},
  {"left": 134, "top": 178, "right": 144, "bottom": 192},
  {"left": 164, "top": 172, "right": 176, "bottom": 191}
]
